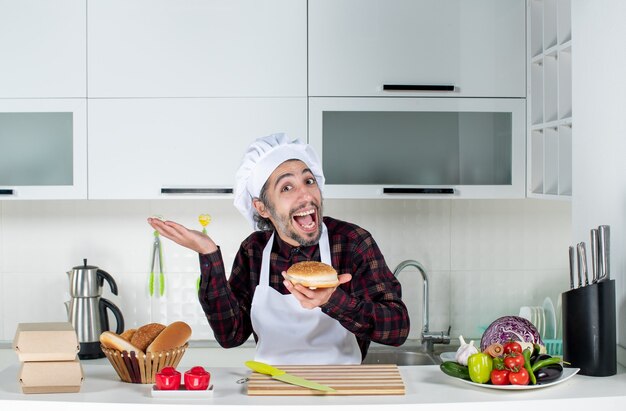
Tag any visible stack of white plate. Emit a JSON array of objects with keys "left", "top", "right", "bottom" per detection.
[
  {"left": 518, "top": 297, "right": 557, "bottom": 340},
  {"left": 555, "top": 295, "right": 562, "bottom": 339}
]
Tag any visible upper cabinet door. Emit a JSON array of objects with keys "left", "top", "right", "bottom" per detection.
[
  {"left": 0, "top": 0, "right": 86, "bottom": 98},
  {"left": 87, "top": 0, "right": 307, "bottom": 98},
  {"left": 88, "top": 98, "right": 307, "bottom": 199},
  {"left": 309, "top": 0, "right": 526, "bottom": 98},
  {"left": 309, "top": 97, "right": 526, "bottom": 199},
  {"left": 0, "top": 99, "right": 87, "bottom": 199}
]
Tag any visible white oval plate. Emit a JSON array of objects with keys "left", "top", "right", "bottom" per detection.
[
  {"left": 440, "top": 352, "right": 457, "bottom": 362},
  {"left": 446, "top": 367, "right": 579, "bottom": 390}
]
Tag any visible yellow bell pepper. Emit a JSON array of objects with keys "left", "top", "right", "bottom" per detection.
[{"left": 467, "top": 352, "right": 493, "bottom": 384}]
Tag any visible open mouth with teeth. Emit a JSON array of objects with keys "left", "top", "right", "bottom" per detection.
[{"left": 292, "top": 208, "right": 318, "bottom": 233}]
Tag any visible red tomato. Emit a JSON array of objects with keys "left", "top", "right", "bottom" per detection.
[
  {"left": 503, "top": 352, "right": 525, "bottom": 370},
  {"left": 490, "top": 369, "right": 510, "bottom": 385},
  {"left": 508, "top": 368, "right": 530, "bottom": 385},
  {"left": 503, "top": 341, "right": 523, "bottom": 354}
]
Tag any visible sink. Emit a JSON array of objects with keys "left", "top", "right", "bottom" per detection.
[{"left": 362, "top": 350, "right": 440, "bottom": 366}]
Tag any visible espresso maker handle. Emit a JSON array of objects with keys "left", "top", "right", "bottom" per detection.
[
  {"left": 99, "top": 298, "right": 125, "bottom": 334},
  {"left": 97, "top": 269, "right": 118, "bottom": 295}
]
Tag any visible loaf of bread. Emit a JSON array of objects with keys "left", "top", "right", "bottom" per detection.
[
  {"left": 100, "top": 331, "right": 144, "bottom": 354},
  {"left": 147, "top": 321, "right": 192, "bottom": 353},
  {"left": 120, "top": 328, "right": 136, "bottom": 342},
  {"left": 130, "top": 323, "right": 166, "bottom": 352},
  {"left": 100, "top": 321, "right": 191, "bottom": 355}
]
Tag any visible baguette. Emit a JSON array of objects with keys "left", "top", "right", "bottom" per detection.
[{"left": 147, "top": 321, "right": 192, "bottom": 353}]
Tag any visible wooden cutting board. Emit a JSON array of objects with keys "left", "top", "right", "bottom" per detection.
[{"left": 246, "top": 364, "right": 405, "bottom": 396}]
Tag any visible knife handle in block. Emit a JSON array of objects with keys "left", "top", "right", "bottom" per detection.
[
  {"left": 590, "top": 229, "right": 599, "bottom": 283},
  {"left": 598, "top": 225, "right": 610, "bottom": 281},
  {"left": 568, "top": 246, "right": 575, "bottom": 289}
]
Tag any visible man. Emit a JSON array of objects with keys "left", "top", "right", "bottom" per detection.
[{"left": 148, "top": 133, "right": 409, "bottom": 364}]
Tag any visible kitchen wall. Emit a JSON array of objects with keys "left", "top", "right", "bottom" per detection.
[
  {"left": 0, "top": 198, "right": 571, "bottom": 343},
  {"left": 572, "top": 0, "right": 626, "bottom": 365}
]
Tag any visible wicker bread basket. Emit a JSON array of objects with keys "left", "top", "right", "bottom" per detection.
[{"left": 101, "top": 344, "right": 188, "bottom": 384}]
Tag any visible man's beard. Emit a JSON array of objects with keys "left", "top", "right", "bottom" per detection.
[{"left": 266, "top": 201, "right": 323, "bottom": 247}]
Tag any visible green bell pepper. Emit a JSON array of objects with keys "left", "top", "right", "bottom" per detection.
[{"left": 467, "top": 352, "right": 493, "bottom": 384}]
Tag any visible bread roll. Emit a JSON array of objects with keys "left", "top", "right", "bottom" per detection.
[
  {"left": 147, "top": 321, "right": 192, "bottom": 353},
  {"left": 285, "top": 261, "right": 339, "bottom": 289},
  {"left": 120, "top": 328, "right": 136, "bottom": 342},
  {"left": 100, "top": 331, "right": 144, "bottom": 354},
  {"left": 130, "top": 323, "right": 166, "bottom": 352}
]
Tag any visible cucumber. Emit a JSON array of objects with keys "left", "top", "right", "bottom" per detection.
[{"left": 440, "top": 361, "right": 471, "bottom": 380}]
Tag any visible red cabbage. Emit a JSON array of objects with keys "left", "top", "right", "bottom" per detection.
[{"left": 480, "top": 315, "right": 543, "bottom": 351}]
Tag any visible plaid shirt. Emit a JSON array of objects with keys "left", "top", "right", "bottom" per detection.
[{"left": 198, "top": 216, "right": 409, "bottom": 360}]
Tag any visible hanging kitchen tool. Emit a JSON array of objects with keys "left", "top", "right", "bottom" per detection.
[
  {"left": 196, "top": 214, "right": 212, "bottom": 291},
  {"left": 150, "top": 229, "right": 165, "bottom": 297}
]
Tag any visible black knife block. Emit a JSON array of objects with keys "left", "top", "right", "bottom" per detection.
[{"left": 561, "top": 279, "right": 616, "bottom": 376}]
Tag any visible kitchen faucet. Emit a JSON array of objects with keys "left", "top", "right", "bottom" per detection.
[{"left": 393, "top": 260, "right": 450, "bottom": 352}]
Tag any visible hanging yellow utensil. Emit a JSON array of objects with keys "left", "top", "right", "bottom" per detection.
[
  {"left": 197, "top": 214, "right": 212, "bottom": 291},
  {"left": 198, "top": 214, "right": 212, "bottom": 234}
]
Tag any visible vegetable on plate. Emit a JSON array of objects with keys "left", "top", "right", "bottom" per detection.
[
  {"left": 455, "top": 335, "right": 479, "bottom": 366},
  {"left": 503, "top": 352, "right": 525, "bottom": 370},
  {"left": 508, "top": 367, "right": 530, "bottom": 385},
  {"left": 440, "top": 361, "right": 471, "bottom": 380},
  {"left": 503, "top": 341, "right": 523, "bottom": 354},
  {"left": 467, "top": 353, "right": 493, "bottom": 384},
  {"left": 480, "top": 315, "right": 544, "bottom": 351},
  {"left": 522, "top": 348, "right": 537, "bottom": 385},
  {"left": 534, "top": 363, "right": 564, "bottom": 384}
]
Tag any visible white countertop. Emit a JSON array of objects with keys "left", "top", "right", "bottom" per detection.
[{"left": 1, "top": 358, "right": 625, "bottom": 411}]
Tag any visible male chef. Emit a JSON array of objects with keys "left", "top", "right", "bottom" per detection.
[{"left": 148, "top": 133, "right": 409, "bottom": 364}]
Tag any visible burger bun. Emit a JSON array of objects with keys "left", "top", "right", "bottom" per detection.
[
  {"left": 285, "top": 261, "right": 339, "bottom": 289},
  {"left": 100, "top": 331, "right": 144, "bottom": 355}
]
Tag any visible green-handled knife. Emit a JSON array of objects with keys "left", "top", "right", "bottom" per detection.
[{"left": 245, "top": 361, "right": 336, "bottom": 392}]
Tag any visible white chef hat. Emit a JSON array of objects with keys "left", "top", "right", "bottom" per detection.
[{"left": 234, "top": 133, "right": 325, "bottom": 230}]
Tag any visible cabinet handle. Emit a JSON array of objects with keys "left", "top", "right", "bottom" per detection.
[
  {"left": 0, "top": 189, "right": 15, "bottom": 196},
  {"left": 161, "top": 188, "right": 233, "bottom": 194},
  {"left": 383, "top": 188, "right": 455, "bottom": 194},
  {"left": 383, "top": 84, "right": 455, "bottom": 91}
]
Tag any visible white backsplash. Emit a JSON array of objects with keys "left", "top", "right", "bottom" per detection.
[{"left": 0, "top": 198, "right": 571, "bottom": 343}]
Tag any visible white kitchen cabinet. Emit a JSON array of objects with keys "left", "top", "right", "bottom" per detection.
[
  {"left": 309, "top": 97, "right": 526, "bottom": 199},
  {"left": 88, "top": 98, "right": 307, "bottom": 199},
  {"left": 0, "top": 0, "right": 86, "bottom": 98},
  {"left": 527, "top": 0, "right": 572, "bottom": 198},
  {"left": 309, "top": 0, "right": 526, "bottom": 98},
  {"left": 0, "top": 99, "right": 87, "bottom": 199},
  {"left": 87, "top": 0, "right": 306, "bottom": 98}
]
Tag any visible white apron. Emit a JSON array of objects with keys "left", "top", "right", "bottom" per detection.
[{"left": 250, "top": 223, "right": 361, "bottom": 365}]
